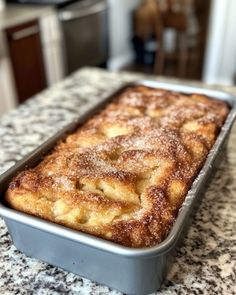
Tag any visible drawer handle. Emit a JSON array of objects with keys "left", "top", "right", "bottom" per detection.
[
  {"left": 12, "top": 26, "right": 39, "bottom": 41},
  {"left": 59, "top": 1, "right": 107, "bottom": 21}
]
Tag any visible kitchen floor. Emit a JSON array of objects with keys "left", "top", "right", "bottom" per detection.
[{"left": 122, "top": 58, "right": 202, "bottom": 81}]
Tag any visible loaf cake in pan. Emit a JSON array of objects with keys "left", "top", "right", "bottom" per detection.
[{"left": 5, "top": 85, "right": 229, "bottom": 248}]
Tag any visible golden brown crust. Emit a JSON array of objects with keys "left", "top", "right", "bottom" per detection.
[{"left": 5, "top": 85, "right": 229, "bottom": 248}]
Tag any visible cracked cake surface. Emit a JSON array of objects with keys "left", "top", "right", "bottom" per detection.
[{"left": 5, "top": 85, "right": 229, "bottom": 248}]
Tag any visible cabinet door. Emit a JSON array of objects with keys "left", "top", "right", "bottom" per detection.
[{"left": 5, "top": 20, "right": 47, "bottom": 103}]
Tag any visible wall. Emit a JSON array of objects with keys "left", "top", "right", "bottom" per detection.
[
  {"left": 0, "top": 58, "right": 17, "bottom": 116},
  {"left": 0, "top": 0, "right": 5, "bottom": 11},
  {"left": 0, "top": 30, "right": 17, "bottom": 116},
  {"left": 40, "top": 13, "right": 65, "bottom": 86},
  {"left": 203, "top": 0, "right": 236, "bottom": 85},
  {"left": 108, "top": 0, "right": 141, "bottom": 70}
]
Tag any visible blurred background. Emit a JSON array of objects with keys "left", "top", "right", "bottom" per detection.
[{"left": 0, "top": 0, "right": 236, "bottom": 116}]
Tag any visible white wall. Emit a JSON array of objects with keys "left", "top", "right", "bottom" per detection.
[
  {"left": 203, "top": 0, "right": 236, "bottom": 85},
  {"left": 0, "top": 0, "right": 5, "bottom": 11},
  {"left": 40, "top": 13, "right": 65, "bottom": 85},
  {"left": 0, "top": 58, "right": 17, "bottom": 116},
  {"left": 108, "top": 0, "right": 141, "bottom": 70},
  {"left": 0, "top": 30, "right": 17, "bottom": 116}
]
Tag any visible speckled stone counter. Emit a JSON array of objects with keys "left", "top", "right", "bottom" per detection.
[{"left": 0, "top": 68, "right": 236, "bottom": 295}]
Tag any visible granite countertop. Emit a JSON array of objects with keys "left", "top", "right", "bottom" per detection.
[
  {"left": 0, "top": 4, "right": 55, "bottom": 30},
  {"left": 0, "top": 67, "right": 235, "bottom": 295}
]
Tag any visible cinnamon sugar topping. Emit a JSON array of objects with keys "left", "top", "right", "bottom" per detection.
[{"left": 5, "top": 85, "right": 229, "bottom": 247}]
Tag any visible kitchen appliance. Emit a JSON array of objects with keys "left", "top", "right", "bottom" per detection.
[
  {"left": 6, "top": 0, "right": 109, "bottom": 75},
  {"left": 0, "top": 81, "right": 235, "bottom": 295},
  {"left": 59, "top": 0, "right": 108, "bottom": 74}
]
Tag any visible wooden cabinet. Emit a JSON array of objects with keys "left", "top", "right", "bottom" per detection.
[{"left": 5, "top": 20, "right": 47, "bottom": 103}]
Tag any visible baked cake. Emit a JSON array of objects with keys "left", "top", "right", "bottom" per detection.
[{"left": 5, "top": 85, "right": 229, "bottom": 248}]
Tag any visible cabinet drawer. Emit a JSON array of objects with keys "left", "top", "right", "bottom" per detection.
[{"left": 5, "top": 20, "right": 47, "bottom": 103}]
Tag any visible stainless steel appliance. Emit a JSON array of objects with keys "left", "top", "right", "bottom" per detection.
[{"left": 59, "top": 0, "right": 108, "bottom": 74}]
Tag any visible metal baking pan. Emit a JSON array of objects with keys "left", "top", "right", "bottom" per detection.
[{"left": 0, "top": 81, "right": 235, "bottom": 295}]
